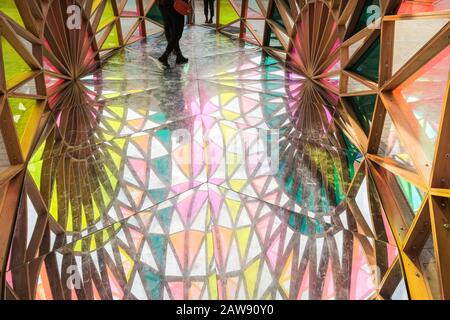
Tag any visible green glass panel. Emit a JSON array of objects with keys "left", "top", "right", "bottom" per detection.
[
  {"left": 1, "top": 37, "right": 31, "bottom": 87},
  {"left": 150, "top": 112, "right": 167, "bottom": 123},
  {"left": 263, "top": 55, "right": 278, "bottom": 66},
  {"left": 333, "top": 165, "right": 345, "bottom": 205},
  {"left": 8, "top": 98, "right": 35, "bottom": 140},
  {"left": 269, "top": 3, "right": 286, "bottom": 31},
  {"left": 288, "top": 212, "right": 296, "bottom": 229},
  {"left": 98, "top": 0, "right": 116, "bottom": 31},
  {"left": 321, "top": 184, "right": 329, "bottom": 213},
  {"left": 285, "top": 173, "right": 293, "bottom": 194},
  {"left": 342, "top": 134, "right": 360, "bottom": 180},
  {"left": 396, "top": 175, "right": 424, "bottom": 215},
  {"left": 307, "top": 185, "right": 315, "bottom": 211},
  {"left": 149, "top": 234, "right": 167, "bottom": 266},
  {"left": 143, "top": 268, "right": 162, "bottom": 299},
  {"left": 28, "top": 160, "right": 43, "bottom": 189},
  {"left": 351, "top": 0, "right": 380, "bottom": 36},
  {"left": 219, "top": 0, "right": 240, "bottom": 25},
  {"left": 0, "top": 0, "right": 25, "bottom": 27},
  {"left": 276, "top": 158, "right": 286, "bottom": 178},
  {"left": 280, "top": 0, "right": 290, "bottom": 9},
  {"left": 155, "top": 128, "right": 171, "bottom": 148},
  {"left": 345, "top": 94, "right": 377, "bottom": 135},
  {"left": 101, "top": 25, "right": 120, "bottom": 49},
  {"left": 149, "top": 188, "right": 168, "bottom": 203},
  {"left": 267, "top": 27, "right": 282, "bottom": 49},
  {"left": 300, "top": 216, "right": 308, "bottom": 234},
  {"left": 157, "top": 206, "right": 173, "bottom": 229},
  {"left": 147, "top": 4, "right": 164, "bottom": 24},
  {"left": 295, "top": 183, "right": 303, "bottom": 204},
  {"left": 315, "top": 220, "right": 325, "bottom": 234},
  {"left": 153, "top": 156, "right": 170, "bottom": 183},
  {"left": 349, "top": 37, "right": 380, "bottom": 82}
]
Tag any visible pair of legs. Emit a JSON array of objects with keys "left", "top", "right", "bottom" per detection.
[
  {"left": 158, "top": 4, "right": 188, "bottom": 67},
  {"left": 204, "top": 0, "right": 214, "bottom": 23}
]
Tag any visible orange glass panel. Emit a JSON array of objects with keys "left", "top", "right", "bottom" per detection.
[
  {"left": 398, "top": 0, "right": 450, "bottom": 14},
  {"left": 394, "top": 46, "right": 450, "bottom": 165}
]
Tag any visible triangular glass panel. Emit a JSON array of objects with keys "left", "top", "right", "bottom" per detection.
[
  {"left": 354, "top": 174, "right": 376, "bottom": 236},
  {"left": 92, "top": 0, "right": 103, "bottom": 14},
  {"left": 142, "top": 0, "right": 153, "bottom": 13},
  {"left": 342, "top": 133, "right": 362, "bottom": 180},
  {"left": 395, "top": 175, "right": 425, "bottom": 215},
  {"left": 320, "top": 74, "right": 340, "bottom": 91},
  {"left": 417, "top": 228, "right": 442, "bottom": 299},
  {"left": 245, "top": 19, "right": 265, "bottom": 42},
  {"left": 393, "top": 46, "right": 450, "bottom": 166},
  {"left": 345, "top": 94, "right": 376, "bottom": 135},
  {"left": 242, "top": 27, "right": 259, "bottom": 44},
  {"left": 123, "top": 0, "right": 139, "bottom": 16},
  {"left": 146, "top": 3, "right": 164, "bottom": 24},
  {"left": 391, "top": 277, "right": 408, "bottom": 300},
  {"left": 12, "top": 76, "right": 38, "bottom": 96},
  {"left": 247, "top": 0, "right": 264, "bottom": 18},
  {"left": 269, "top": 2, "right": 287, "bottom": 31},
  {"left": 8, "top": 97, "right": 37, "bottom": 144},
  {"left": 378, "top": 112, "right": 416, "bottom": 171},
  {"left": 393, "top": 18, "right": 447, "bottom": 74},
  {"left": 350, "top": 0, "right": 380, "bottom": 36},
  {"left": 1, "top": 36, "right": 32, "bottom": 88},
  {"left": 219, "top": 0, "right": 240, "bottom": 25},
  {"left": 230, "top": 0, "right": 243, "bottom": 16},
  {"left": 127, "top": 21, "right": 143, "bottom": 43},
  {"left": 349, "top": 36, "right": 380, "bottom": 83},
  {"left": 1, "top": 0, "right": 25, "bottom": 27},
  {"left": 0, "top": 130, "right": 11, "bottom": 170},
  {"left": 145, "top": 19, "right": 164, "bottom": 36},
  {"left": 345, "top": 75, "right": 374, "bottom": 93},
  {"left": 97, "top": 0, "right": 116, "bottom": 31},
  {"left": 266, "top": 27, "right": 283, "bottom": 49},
  {"left": 120, "top": 17, "right": 139, "bottom": 39},
  {"left": 398, "top": 0, "right": 449, "bottom": 14},
  {"left": 348, "top": 37, "right": 368, "bottom": 59},
  {"left": 258, "top": 0, "right": 270, "bottom": 14},
  {"left": 101, "top": 25, "right": 120, "bottom": 50}
]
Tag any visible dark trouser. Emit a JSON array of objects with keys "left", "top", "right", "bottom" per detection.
[
  {"left": 159, "top": 4, "right": 185, "bottom": 54},
  {"left": 204, "top": 0, "right": 214, "bottom": 19}
]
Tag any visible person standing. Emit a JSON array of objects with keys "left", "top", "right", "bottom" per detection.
[
  {"left": 203, "top": 0, "right": 215, "bottom": 24},
  {"left": 158, "top": 0, "right": 189, "bottom": 68}
]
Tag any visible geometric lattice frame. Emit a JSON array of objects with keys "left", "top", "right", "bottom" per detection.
[{"left": 217, "top": 0, "right": 450, "bottom": 300}]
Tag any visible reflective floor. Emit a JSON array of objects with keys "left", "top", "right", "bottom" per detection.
[{"left": 5, "top": 26, "right": 405, "bottom": 300}]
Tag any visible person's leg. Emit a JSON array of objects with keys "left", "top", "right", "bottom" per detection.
[
  {"left": 159, "top": 5, "right": 172, "bottom": 47},
  {"left": 172, "top": 10, "right": 188, "bottom": 63},
  {"left": 158, "top": 5, "right": 174, "bottom": 67},
  {"left": 165, "top": 7, "right": 182, "bottom": 52},
  {"left": 210, "top": 0, "right": 215, "bottom": 22},
  {"left": 203, "top": 0, "right": 209, "bottom": 22}
]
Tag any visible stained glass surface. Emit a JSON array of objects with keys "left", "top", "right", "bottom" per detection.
[{"left": 6, "top": 27, "right": 398, "bottom": 300}]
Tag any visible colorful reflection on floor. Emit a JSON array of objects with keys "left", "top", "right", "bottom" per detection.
[{"left": 5, "top": 26, "right": 405, "bottom": 300}]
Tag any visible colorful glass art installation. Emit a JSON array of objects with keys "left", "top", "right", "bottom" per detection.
[{"left": 0, "top": 0, "right": 449, "bottom": 300}]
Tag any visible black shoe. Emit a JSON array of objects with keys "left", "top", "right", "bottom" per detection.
[
  {"left": 205, "top": 17, "right": 209, "bottom": 24},
  {"left": 175, "top": 52, "right": 188, "bottom": 64},
  {"left": 208, "top": 17, "right": 213, "bottom": 24},
  {"left": 158, "top": 53, "right": 170, "bottom": 68}
]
